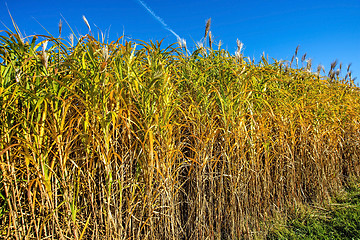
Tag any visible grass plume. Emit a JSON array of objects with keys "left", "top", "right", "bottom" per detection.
[{"left": 204, "top": 18, "right": 211, "bottom": 41}]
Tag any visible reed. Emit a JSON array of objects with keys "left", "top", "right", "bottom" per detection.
[{"left": 0, "top": 21, "right": 359, "bottom": 239}]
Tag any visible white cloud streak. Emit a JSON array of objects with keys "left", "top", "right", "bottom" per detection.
[{"left": 136, "top": 0, "right": 181, "bottom": 40}]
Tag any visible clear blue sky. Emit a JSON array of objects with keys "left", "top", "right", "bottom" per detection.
[{"left": 1, "top": 0, "right": 359, "bottom": 84}]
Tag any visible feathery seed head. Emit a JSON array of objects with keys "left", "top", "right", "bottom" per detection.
[
  {"left": 59, "top": 19, "right": 62, "bottom": 36},
  {"left": 236, "top": 39, "right": 243, "bottom": 53},
  {"left": 290, "top": 55, "right": 295, "bottom": 66},
  {"left": 82, "top": 15, "right": 91, "bottom": 32},
  {"left": 336, "top": 69, "right": 340, "bottom": 77},
  {"left": 208, "top": 31, "right": 213, "bottom": 49},
  {"left": 42, "top": 40, "right": 48, "bottom": 52},
  {"left": 295, "top": 45, "right": 300, "bottom": 56},
  {"left": 329, "top": 70, "right": 335, "bottom": 81},
  {"left": 42, "top": 41, "right": 49, "bottom": 69},
  {"left": 347, "top": 63, "right": 352, "bottom": 72},
  {"left": 317, "top": 65, "right": 321, "bottom": 75},
  {"left": 301, "top": 53, "right": 307, "bottom": 62},
  {"left": 102, "top": 45, "right": 109, "bottom": 61},
  {"left": 69, "top": 34, "right": 74, "bottom": 48},
  {"left": 235, "top": 39, "right": 244, "bottom": 60},
  {"left": 204, "top": 18, "right": 211, "bottom": 39},
  {"left": 218, "top": 40, "right": 222, "bottom": 51},
  {"left": 178, "top": 38, "right": 187, "bottom": 52},
  {"left": 285, "top": 62, "right": 289, "bottom": 73},
  {"left": 177, "top": 38, "right": 181, "bottom": 47},
  {"left": 306, "top": 59, "right": 312, "bottom": 71},
  {"left": 330, "top": 60, "right": 338, "bottom": 70},
  {"left": 317, "top": 64, "right": 324, "bottom": 75},
  {"left": 235, "top": 51, "right": 241, "bottom": 60}
]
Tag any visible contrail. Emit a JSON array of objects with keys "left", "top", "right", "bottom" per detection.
[{"left": 136, "top": 0, "right": 181, "bottom": 40}]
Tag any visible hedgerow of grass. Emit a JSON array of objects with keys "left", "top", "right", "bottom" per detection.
[{"left": 0, "top": 18, "right": 359, "bottom": 239}]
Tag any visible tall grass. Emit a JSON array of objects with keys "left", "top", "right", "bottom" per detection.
[{"left": 0, "top": 22, "right": 359, "bottom": 239}]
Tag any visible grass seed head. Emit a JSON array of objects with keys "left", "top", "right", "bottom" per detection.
[
  {"left": 295, "top": 45, "right": 300, "bottom": 56},
  {"left": 102, "top": 45, "right": 109, "bottom": 61},
  {"left": 42, "top": 40, "right": 48, "bottom": 52},
  {"left": 41, "top": 40, "right": 49, "bottom": 69},
  {"left": 317, "top": 64, "right": 324, "bottom": 75},
  {"left": 235, "top": 39, "right": 243, "bottom": 60},
  {"left": 290, "top": 55, "right": 295, "bottom": 66},
  {"left": 347, "top": 63, "right": 352, "bottom": 72},
  {"left": 236, "top": 39, "right": 243, "bottom": 52},
  {"left": 328, "top": 70, "right": 335, "bottom": 80},
  {"left": 178, "top": 38, "right": 187, "bottom": 50},
  {"left": 306, "top": 59, "right": 312, "bottom": 71},
  {"left": 42, "top": 52, "right": 49, "bottom": 69},
  {"left": 59, "top": 19, "right": 62, "bottom": 36},
  {"left": 218, "top": 39, "right": 222, "bottom": 51},
  {"left": 330, "top": 60, "right": 338, "bottom": 71},
  {"left": 82, "top": 15, "right": 91, "bottom": 33},
  {"left": 69, "top": 34, "right": 74, "bottom": 47},
  {"left": 336, "top": 69, "right": 340, "bottom": 77},
  {"left": 285, "top": 62, "right": 289, "bottom": 72},
  {"left": 301, "top": 53, "right": 307, "bottom": 62},
  {"left": 204, "top": 18, "right": 211, "bottom": 40}
]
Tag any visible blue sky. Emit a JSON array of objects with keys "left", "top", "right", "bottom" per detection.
[{"left": 1, "top": 0, "right": 359, "bottom": 83}]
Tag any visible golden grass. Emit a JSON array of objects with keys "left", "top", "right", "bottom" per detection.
[{"left": 0, "top": 23, "right": 359, "bottom": 239}]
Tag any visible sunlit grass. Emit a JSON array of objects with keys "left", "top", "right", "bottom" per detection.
[
  {"left": 268, "top": 178, "right": 360, "bottom": 239},
  {"left": 0, "top": 19, "right": 359, "bottom": 239}
]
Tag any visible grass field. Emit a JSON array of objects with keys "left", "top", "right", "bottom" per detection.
[
  {"left": 269, "top": 178, "right": 360, "bottom": 239},
  {"left": 1, "top": 20, "right": 360, "bottom": 239}
]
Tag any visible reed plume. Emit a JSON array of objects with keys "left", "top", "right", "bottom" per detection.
[{"left": 204, "top": 18, "right": 211, "bottom": 40}]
